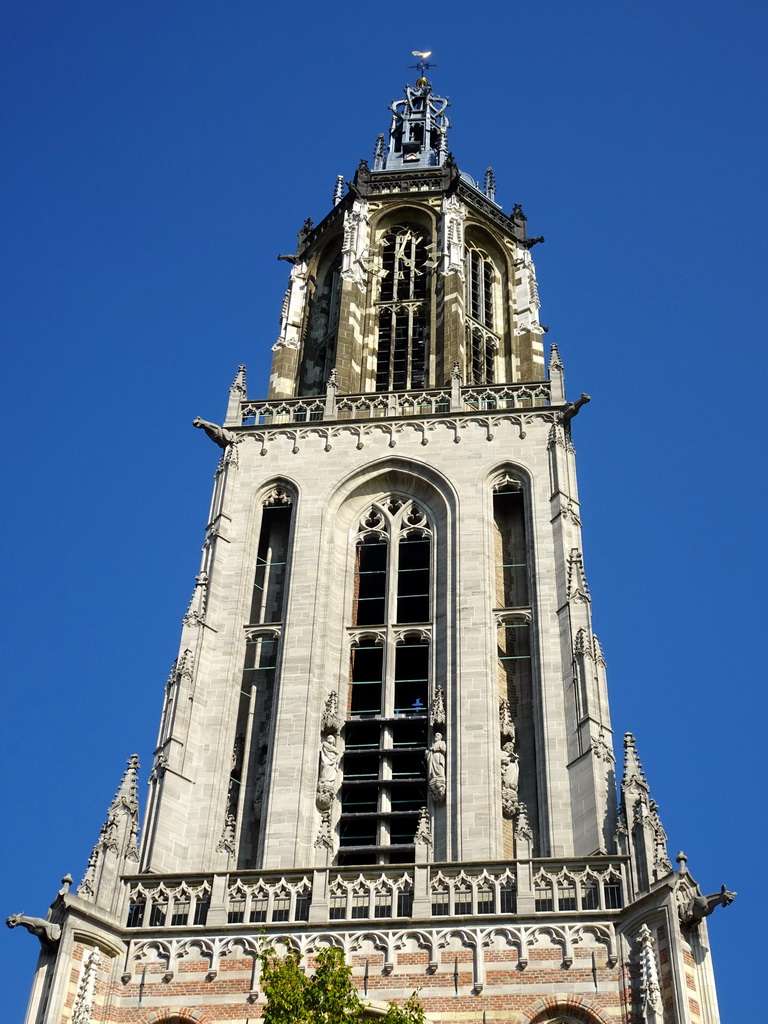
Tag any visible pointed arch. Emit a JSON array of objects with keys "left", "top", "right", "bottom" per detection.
[
  {"left": 368, "top": 208, "right": 438, "bottom": 393},
  {"left": 312, "top": 458, "right": 457, "bottom": 865}
]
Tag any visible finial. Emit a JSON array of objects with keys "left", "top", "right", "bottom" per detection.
[
  {"left": 373, "top": 133, "right": 385, "bottom": 169},
  {"left": 515, "top": 802, "right": 534, "bottom": 841},
  {"left": 414, "top": 806, "right": 432, "bottom": 846},
  {"left": 484, "top": 167, "right": 496, "bottom": 203},
  {"left": 230, "top": 364, "right": 247, "bottom": 396},
  {"left": 676, "top": 851, "right": 688, "bottom": 873},
  {"left": 59, "top": 874, "right": 73, "bottom": 895},
  {"left": 297, "top": 218, "right": 314, "bottom": 249},
  {"left": 409, "top": 49, "right": 437, "bottom": 83},
  {"left": 622, "top": 732, "right": 649, "bottom": 791},
  {"left": 115, "top": 755, "right": 140, "bottom": 803},
  {"left": 333, "top": 174, "right": 344, "bottom": 206}
]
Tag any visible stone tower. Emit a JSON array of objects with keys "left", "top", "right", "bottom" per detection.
[{"left": 12, "top": 73, "right": 733, "bottom": 1024}]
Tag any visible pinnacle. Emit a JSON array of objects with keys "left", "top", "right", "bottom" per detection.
[
  {"left": 111, "top": 754, "right": 140, "bottom": 809},
  {"left": 230, "top": 364, "right": 247, "bottom": 395},
  {"left": 622, "top": 732, "right": 649, "bottom": 791}
]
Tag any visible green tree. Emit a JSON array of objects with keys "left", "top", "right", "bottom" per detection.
[
  {"left": 259, "top": 950, "right": 310, "bottom": 1024},
  {"left": 260, "top": 946, "right": 360, "bottom": 1024},
  {"left": 381, "top": 992, "right": 426, "bottom": 1024},
  {"left": 259, "top": 946, "right": 425, "bottom": 1024}
]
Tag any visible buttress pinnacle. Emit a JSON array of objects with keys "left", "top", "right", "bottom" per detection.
[{"left": 622, "top": 732, "right": 649, "bottom": 793}]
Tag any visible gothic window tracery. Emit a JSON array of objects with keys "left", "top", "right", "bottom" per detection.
[
  {"left": 339, "top": 498, "right": 433, "bottom": 865},
  {"left": 375, "top": 226, "right": 432, "bottom": 392},
  {"left": 465, "top": 244, "right": 501, "bottom": 384}
]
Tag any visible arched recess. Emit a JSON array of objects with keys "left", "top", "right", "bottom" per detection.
[
  {"left": 72, "top": 930, "right": 122, "bottom": 959},
  {"left": 370, "top": 203, "right": 437, "bottom": 239},
  {"left": 463, "top": 223, "right": 509, "bottom": 385},
  {"left": 142, "top": 1010, "right": 213, "bottom": 1024},
  {"left": 234, "top": 477, "right": 300, "bottom": 868},
  {"left": 520, "top": 994, "right": 618, "bottom": 1024},
  {"left": 312, "top": 457, "right": 459, "bottom": 864},
  {"left": 300, "top": 239, "right": 343, "bottom": 395},
  {"left": 483, "top": 462, "right": 541, "bottom": 857},
  {"left": 367, "top": 205, "right": 438, "bottom": 393}
]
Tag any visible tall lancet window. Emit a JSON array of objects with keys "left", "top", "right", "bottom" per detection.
[
  {"left": 493, "top": 474, "right": 531, "bottom": 709},
  {"left": 230, "top": 486, "right": 294, "bottom": 866},
  {"left": 375, "top": 226, "right": 431, "bottom": 392},
  {"left": 465, "top": 245, "right": 500, "bottom": 384},
  {"left": 339, "top": 498, "right": 432, "bottom": 866},
  {"left": 492, "top": 472, "right": 537, "bottom": 851}
]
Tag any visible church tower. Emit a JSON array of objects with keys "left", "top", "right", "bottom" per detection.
[{"left": 12, "top": 71, "right": 733, "bottom": 1024}]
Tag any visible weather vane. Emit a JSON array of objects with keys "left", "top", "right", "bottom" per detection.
[{"left": 409, "top": 50, "right": 437, "bottom": 76}]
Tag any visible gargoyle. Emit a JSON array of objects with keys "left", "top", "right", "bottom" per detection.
[
  {"left": 192, "top": 417, "right": 235, "bottom": 449},
  {"left": 561, "top": 393, "right": 591, "bottom": 424},
  {"left": 679, "top": 885, "right": 737, "bottom": 929},
  {"left": 6, "top": 913, "right": 61, "bottom": 948}
]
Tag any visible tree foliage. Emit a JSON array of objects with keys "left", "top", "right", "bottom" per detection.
[
  {"left": 259, "top": 946, "right": 425, "bottom": 1024},
  {"left": 380, "top": 992, "right": 427, "bottom": 1024}
]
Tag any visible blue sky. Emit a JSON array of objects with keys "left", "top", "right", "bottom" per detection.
[{"left": 2, "top": 0, "right": 765, "bottom": 1019}]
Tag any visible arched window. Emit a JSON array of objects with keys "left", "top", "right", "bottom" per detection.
[
  {"left": 375, "top": 226, "right": 431, "bottom": 391},
  {"left": 465, "top": 245, "right": 500, "bottom": 384},
  {"left": 339, "top": 497, "right": 433, "bottom": 865},
  {"left": 229, "top": 486, "right": 296, "bottom": 866}
]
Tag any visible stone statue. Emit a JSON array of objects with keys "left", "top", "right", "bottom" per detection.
[
  {"left": 680, "top": 885, "right": 737, "bottom": 929},
  {"left": 426, "top": 732, "right": 447, "bottom": 804},
  {"left": 500, "top": 741, "right": 519, "bottom": 818},
  {"left": 316, "top": 733, "right": 341, "bottom": 811},
  {"left": 6, "top": 913, "right": 61, "bottom": 948},
  {"left": 192, "top": 417, "right": 235, "bottom": 449}
]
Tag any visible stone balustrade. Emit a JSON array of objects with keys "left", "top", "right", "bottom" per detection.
[
  {"left": 123, "top": 857, "right": 626, "bottom": 932},
  {"left": 238, "top": 381, "right": 552, "bottom": 428}
]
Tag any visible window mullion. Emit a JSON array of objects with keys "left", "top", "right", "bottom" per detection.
[{"left": 382, "top": 534, "right": 399, "bottom": 716}]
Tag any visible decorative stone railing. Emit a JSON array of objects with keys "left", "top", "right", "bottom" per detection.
[
  {"left": 237, "top": 381, "right": 552, "bottom": 428},
  {"left": 123, "top": 857, "right": 626, "bottom": 931}
]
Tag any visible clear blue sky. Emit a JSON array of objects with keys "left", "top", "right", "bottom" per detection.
[{"left": 2, "top": 0, "right": 764, "bottom": 1019}]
